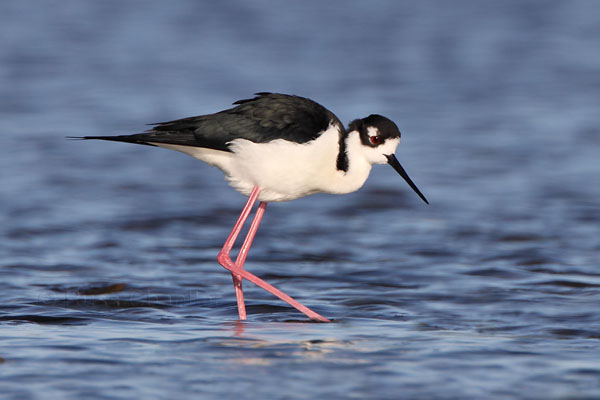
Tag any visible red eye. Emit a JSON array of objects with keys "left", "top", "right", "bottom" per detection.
[{"left": 369, "top": 135, "right": 382, "bottom": 145}]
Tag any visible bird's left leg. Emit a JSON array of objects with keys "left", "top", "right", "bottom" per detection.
[
  {"left": 229, "top": 201, "right": 266, "bottom": 319},
  {"left": 217, "top": 186, "right": 261, "bottom": 319},
  {"left": 235, "top": 201, "right": 267, "bottom": 267}
]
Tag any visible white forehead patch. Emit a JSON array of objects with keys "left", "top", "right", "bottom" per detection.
[{"left": 367, "top": 126, "right": 380, "bottom": 138}]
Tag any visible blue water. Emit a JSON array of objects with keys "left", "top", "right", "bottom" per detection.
[{"left": 2, "top": 1, "right": 600, "bottom": 399}]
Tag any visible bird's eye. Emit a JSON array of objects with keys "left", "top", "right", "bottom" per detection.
[{"left": 369, "top": 135, "right": 382, "bottom": 145}]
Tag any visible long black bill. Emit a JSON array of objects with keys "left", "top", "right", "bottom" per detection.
[{"left": 385, "top": 154, "right": 429, "bottom": 204}]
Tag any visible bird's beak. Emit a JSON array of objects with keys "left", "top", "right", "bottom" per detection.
[{"left": 385, "top": 154, "right": 429, "bottom": 204}]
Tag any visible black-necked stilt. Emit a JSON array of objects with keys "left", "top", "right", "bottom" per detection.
[{"left": 76, "top": 92, "right": 428, "bottom": 322}]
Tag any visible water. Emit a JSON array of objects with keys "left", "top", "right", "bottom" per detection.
[{"left": 2, "top": 1, "right": 600, "bottom": 398}]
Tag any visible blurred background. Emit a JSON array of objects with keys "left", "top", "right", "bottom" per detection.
[{"left": 1, "top": 1, "right": 599, "bottom": 399}]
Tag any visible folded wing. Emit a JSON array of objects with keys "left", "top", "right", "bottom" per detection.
[{"left": 80, "top": 93, "right": 344, "bottom": 152}]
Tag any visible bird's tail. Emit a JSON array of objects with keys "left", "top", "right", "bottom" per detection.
[{"left": 66, "top": 134, "right": 157, "bottom": 146}]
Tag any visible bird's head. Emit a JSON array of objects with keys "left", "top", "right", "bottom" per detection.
[{"left": 349, "top": 114, "right": 429, "bottom": 204}]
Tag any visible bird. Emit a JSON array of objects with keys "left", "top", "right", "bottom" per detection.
[{"left": 75, "top": 92, "right": 428, "bottom": 322}]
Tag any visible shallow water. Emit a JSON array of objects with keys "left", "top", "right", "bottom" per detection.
[{"left": 2, "top": 1, "right": 600, "bottom": 399}]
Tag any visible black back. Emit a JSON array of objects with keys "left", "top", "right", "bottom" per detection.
[{"left": 83, "top": 93, "right": 344, "bottom": 152}]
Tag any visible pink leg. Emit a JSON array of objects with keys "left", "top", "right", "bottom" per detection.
[
  {"left": 228, "top": 201, "right": 267, "bottom": 319},
  {"left": 217, "top": 186, "right": 330, "bottom": 322},
  {"left": 228, "top": 200, "right": 266, "bottom": 319},
  {"left": 235, "top": 201, "right": 267, "bottom": 268},
  {"left": 218, "top": 186, "right": 261, "bottom": 320}
]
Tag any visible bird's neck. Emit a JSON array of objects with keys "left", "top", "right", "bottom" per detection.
[{"left": 328, "top": 131, "right": 372, "bottom": 194}]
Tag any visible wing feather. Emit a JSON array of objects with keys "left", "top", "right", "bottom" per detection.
[{"left": 80, "top": 93, "right": 344, "bottom": 152}]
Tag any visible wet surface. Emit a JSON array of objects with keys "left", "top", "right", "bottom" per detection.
[{"left": 2, "top": 1, "right": 600, "bottom": 399}]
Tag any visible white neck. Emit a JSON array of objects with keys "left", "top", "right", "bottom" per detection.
[{"left": 326, "top": 131, "right": 372, "bottom": 195}]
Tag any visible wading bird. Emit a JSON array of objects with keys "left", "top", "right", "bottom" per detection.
[{"left": 77, "top": 93, "right": 428, "bottom": 322}]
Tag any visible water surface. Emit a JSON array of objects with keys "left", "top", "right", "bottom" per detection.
[{"left": 1, "top": 1, "right": 600, "bottom": 399}]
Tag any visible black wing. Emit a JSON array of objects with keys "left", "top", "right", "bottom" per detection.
[{"left": 79, "top": 93, "right": 344, "bottom": 152}]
